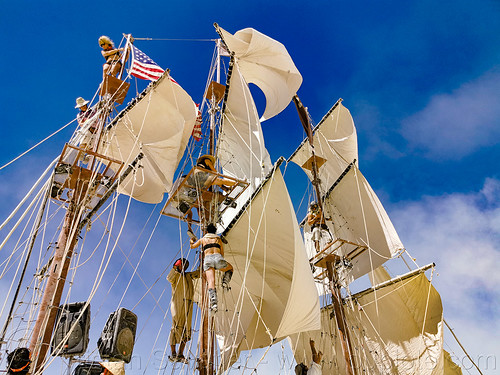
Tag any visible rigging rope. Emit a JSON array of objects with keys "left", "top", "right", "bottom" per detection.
[
  {"left": 444, "top": 319, "right": 484, "bottom": 375},
  {"left": 133, "top": 37, "right": 217, "bottom": 42},
  {"left": 0, "top": 121, "right": 75, "bottom": 171},
  {"left": 0, "top": 159, "right": 57, "bottom": 232},
  {"left": 0, "top": 178, "right": 51, "bottom": 254}
]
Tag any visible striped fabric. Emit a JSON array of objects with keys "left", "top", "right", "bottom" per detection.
[
  {"left": 192, "top": 104, "right": 203, "bottom": 141},
  {"left": 129, "top": 45, "right": 164, "bottom": 81}
]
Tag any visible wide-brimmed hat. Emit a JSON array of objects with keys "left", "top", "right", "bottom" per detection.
[
  {"left": 197, "top": 154, "right": 215, "bottom": 166},
  {"left": 100, "top": 362, "right": 125, "bottom": 375},
  {"left": 75, "top": 97, "right": 90, "bottom": 109}
]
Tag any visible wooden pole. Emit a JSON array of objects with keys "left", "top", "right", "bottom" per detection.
[
  {"left": 29, "top": 184, "right": 85, "bottom": 373},
  {"left": 292, "top": 95, "right": 325, "bottom": 217},
  {"left": 326, "top": 261, "right": 357, "bottom": 375},
  {"left": 198, "top": 252, "right": 209, "bottom": 375},
  {"left": 293, "top": 95, "right": 357, "bottom": 374}
]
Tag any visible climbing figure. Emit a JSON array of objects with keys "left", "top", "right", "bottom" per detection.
[
  {"left": 166, "top": 258, "right": 200, "bottom": 364},
  {"left": 182, "top": 155, "right": 238, "bottom": 236},
  {"left": 307, "top": 201, "right": 331, "bottom": 253},
  {"left": 189, "top": 155, "right": 237, "bottom": 192},
  {"left": 294, "top": 339, "right": 322, "bottom": 375},
  {"left": 190, "top": 223, "right": 233, "bottom": 313},
  {"left": 99, "top": 36, "right": 126, "bottom": 79},
  {"left": 75, "top": 97, "right": 96, "bottom": 125}
]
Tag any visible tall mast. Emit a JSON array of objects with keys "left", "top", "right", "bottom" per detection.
[
  {"left": 293, "top": 95, "right": 357, "bottom": 375},
  {"left": 198, "top": 39, "right": 224, "bottom": 375},
  {"left": 293, "top": 95, "right": 324, "bottom": 214},
  {"left": 208, "top": 39, "right": 223, "bottom": 157},
  {"left": 28, "top": 96, "right": 127, "bottom": 373},
  {"left": 29, "top": 176, "right": 87, "bottom": 373}
]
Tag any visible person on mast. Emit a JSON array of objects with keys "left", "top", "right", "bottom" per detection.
[
  {"left": 75, "top": 97, "right": 96, "bottom": 125},
  {"left": 99, "top": 36, "right": 126, "bottom": 79},
  {"left": 307, "top": 201, "right": 331, "bottom": 253},
  {"left": 166, "top": 258, "right": 200, "bottom": 363},
  {"left": 294, "top": 339, "right": 323, "bottom": 375},
  {"left": 183, "top": 155, "right": 238, "bottom": 237},
  {"left": 189, "top": 155, "right": 237, "bottom": 192},
  {"left": 190, "top": 223, "right": 233, "bottom": 313}
]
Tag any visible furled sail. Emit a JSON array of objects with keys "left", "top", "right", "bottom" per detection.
[
  {"left": 289, "top": 267, "right": 462, "bottom": 374},
  {"left": 290, "top": 101, "right": 403, "bottom": 281},
  {"left": 210, "top": 167, "right": 320, "bottom": 370},
  {"left": 100, "top": 74, "right": 197, "bottom": 203},
  {"left": 216, "top": 25, "right": 302, "bottom": 122}
]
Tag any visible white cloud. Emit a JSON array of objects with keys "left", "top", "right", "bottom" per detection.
[
  {"left": 388, "top": 177, "right": 500, "bottom": 371},
  {"left": 401, "top": 70, "right": 500, "bottom": 160}
]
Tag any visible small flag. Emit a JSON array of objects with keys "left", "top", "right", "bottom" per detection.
[
  {"left": 129, "top": 45, "right": 165, "bottom": 81},
  {"left": 192, "top": 104, "right": 203, "bottom": 141}
]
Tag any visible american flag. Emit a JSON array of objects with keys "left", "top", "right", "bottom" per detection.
[
  {"left": 129, "top": 45, "right": 165, "bottom": 81},
  {"left": 192, "top": 104, "right": 203, "bottom": 141}
]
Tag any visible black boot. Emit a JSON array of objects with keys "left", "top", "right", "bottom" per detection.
[
  {"left": 208, "top": 288, "right": 218, "bottom": 312},
  {"left": 221, "top": 270, "right": 233, "bottom": 291}
]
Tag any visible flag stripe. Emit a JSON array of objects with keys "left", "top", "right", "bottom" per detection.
[
  {"left": 192, "top": 104, "right": 202, "bottom": 141},
  {"left": 129, "top": 45, "right": 165, "bottom": 81}
]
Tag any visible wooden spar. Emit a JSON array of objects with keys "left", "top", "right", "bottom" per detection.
[
  {"left": 326, "top": 261, "right": 357, "bottom": 375},
  {"left": 29, "top": 179, "right": 86, "bottom": 373},
  {"left": 117, "top": 34, "right": 132, "bottom": 81},
  {"left": 28, "top": 146, "right": 142, "bottom": 372},
  {"left": 293, "top": 95, "right": 358, "bottom": 374},
  {"left": 348, "top": 263, "right": 435, "bottom": 300},
  {"left": 292, "top": 95, "right": 324, "bottom": 215},
  {"left": 197, "top": 39, "right": 225, "bottom": 375}
]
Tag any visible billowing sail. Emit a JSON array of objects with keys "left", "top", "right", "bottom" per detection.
[
  {"left": 289, "top": 267, "right": 462, "bottom": 374},
  {"left": 101, "top": 74, "right": 197, "bottom": 203},
  {"left": 323, "top": 167, "right": 403, "bottom": 280},
  {"left": 207, "top": 167, "right": 320, "bottom": 370},
  {"left": 290, "top": 101, "right": 403, "bottom": 281},
  {"left": 216, "top": 25, "right": 302, "bottom": 192},
  {"left": 216, "top": 25, "right": 302, "bottom": 121},
  {"left": 217, "top": 62, "right": 272, "bottom": 185},
  {"left": 290, "top": 101, "right": 358, "bottom": 189}
]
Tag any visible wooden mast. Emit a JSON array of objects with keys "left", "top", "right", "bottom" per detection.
[
  {"left": 293, "top": 95, "right": 357, "bottom": 375},
  {"left": 29, "top": 174, "right": 87, "bottom": 372},
  {"left": 197, "top": 40, "right": 226, "bottom": 375},
  {"left": 28, "top": 99, "right": 119, "bottom": 373}
]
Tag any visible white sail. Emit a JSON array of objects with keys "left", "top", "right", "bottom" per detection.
[
  {"left": 217, "top": 62, "right": 272, "bottom": 186},
  {"left": 210, "top": 168, "right": 320, "bottom": 370},
  {"left": 289, "top": 101, "right": 357, "bottom": 194},
  {"left": 289, "top": 268, "right": 462, "bottom": 374},
  {"left": 324, "top": 167, "right": 403, "bottom": 281},
  {"left": 290, "top": 101, "right": 358, "bottom": 189},
  {"left": 217, "top": 26, "right": 302, "bottom": 121},
  {"left": 290, "top": 102, "right": 402, "bottom": 281},
  {"left": 101, "top": 74, "right": 197, "bottom": 203}
]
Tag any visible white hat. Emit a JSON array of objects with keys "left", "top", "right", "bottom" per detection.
[
  {"left": 75, "top": 97, "right": 90, "bottom": 109},
  {"left": 100, "top": 362, "right": 125, "bottom": 375}
]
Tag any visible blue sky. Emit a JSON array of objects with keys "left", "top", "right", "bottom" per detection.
[{"left": 0, "top": 1, "right": 499, "bottom": 374}]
